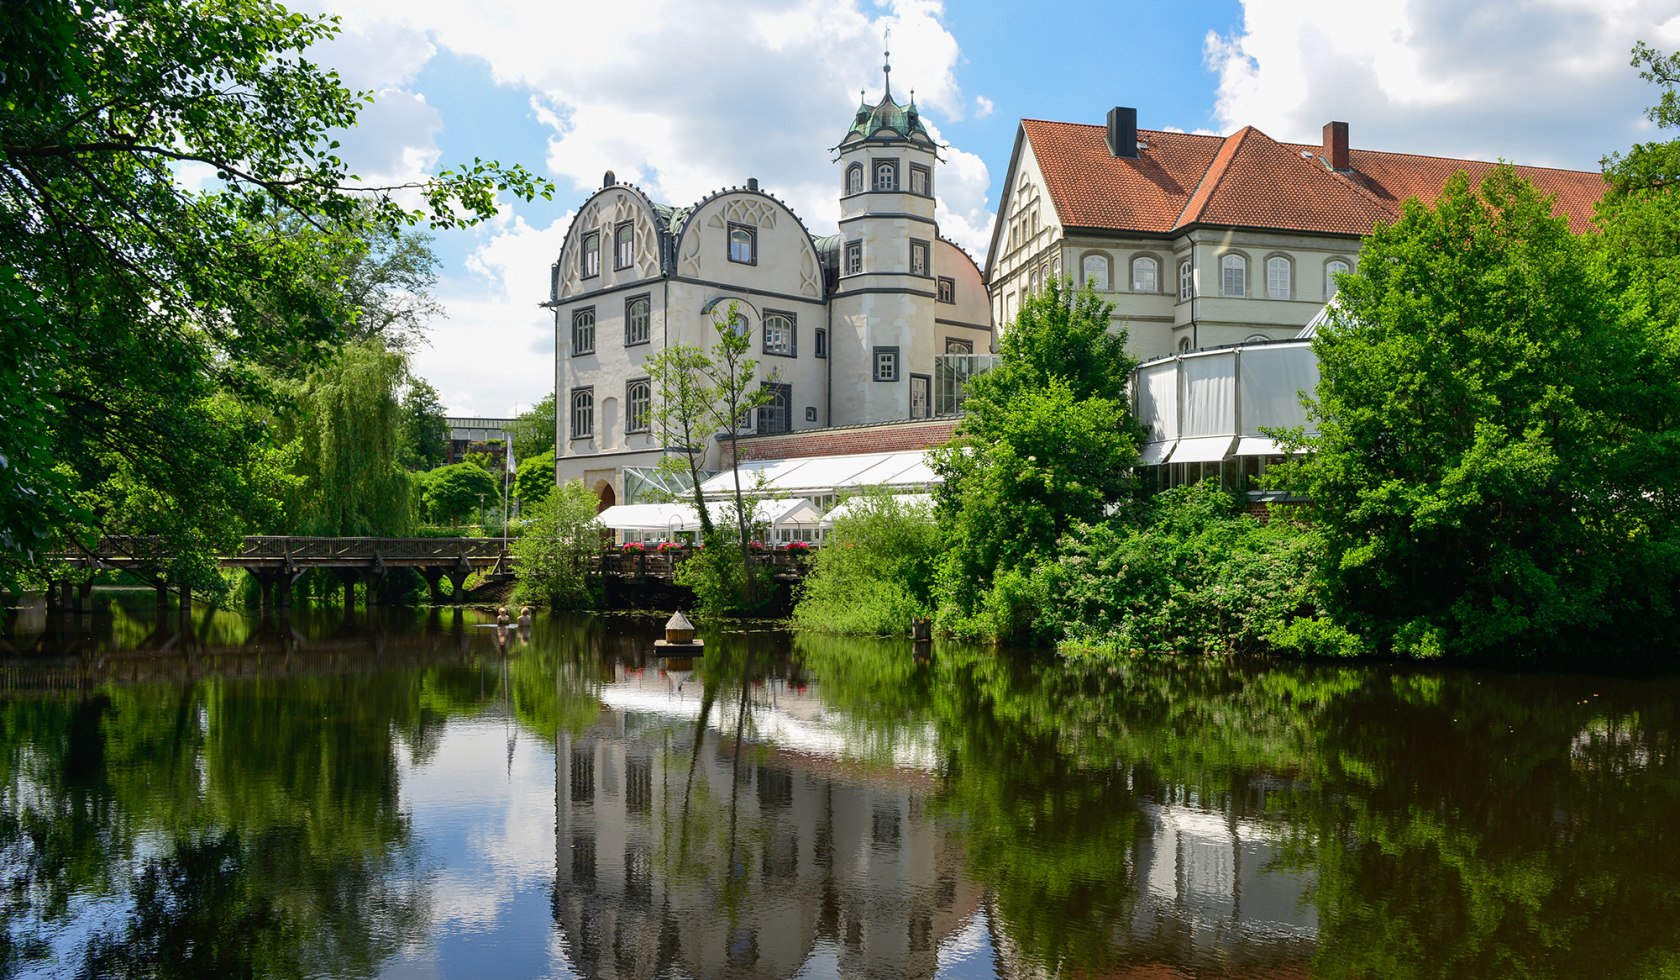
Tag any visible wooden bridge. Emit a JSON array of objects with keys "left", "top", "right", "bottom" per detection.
[{"left": 48, "top": 535, "right": 511, "bottom": 612}]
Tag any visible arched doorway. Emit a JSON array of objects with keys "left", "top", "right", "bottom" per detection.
[{"left": 594, "top": 480, "right": 616, "bottom": 513}]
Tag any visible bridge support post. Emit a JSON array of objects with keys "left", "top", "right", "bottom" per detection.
[
  {"left": 419, "top": 569, "right": 446, "bottom": 605},
  {"left": 77, "top": 581, "right": 94, "bottom": 615},
  {"left": 448, "top": 555, "right": 473, "bottom": 605}
]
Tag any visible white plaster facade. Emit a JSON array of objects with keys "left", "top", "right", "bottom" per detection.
[{"left": 547, "top": 77, "right": 992, "bottom": 507}]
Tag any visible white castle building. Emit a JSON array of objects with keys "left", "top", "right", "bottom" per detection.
[{"left": 546, "top": 59, "right": 993, "bottom": 510}]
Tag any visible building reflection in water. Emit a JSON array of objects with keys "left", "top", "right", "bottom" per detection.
[
  {"left": 552, "top": 655, "right": 981, "bottom": 978},
  {"left": 550, "top": 647, "right": 1319, "bottom": 978}
]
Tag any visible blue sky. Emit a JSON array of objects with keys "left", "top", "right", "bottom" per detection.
[{"left": 297, "top": 0, "right": 1680, "bottom": 416}]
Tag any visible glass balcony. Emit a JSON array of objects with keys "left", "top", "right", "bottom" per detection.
[{"left": 934, "top": 354, "right": 998, "bottom": 416}]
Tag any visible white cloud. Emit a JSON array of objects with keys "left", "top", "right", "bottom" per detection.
[
  {"left": 303, "top": 0, "right": 992, "bottom": 411},
  {"left": 1205, "top": 0, "right": 1680, "bottom": 170},
  {"left": 974, "top": 95, "right": 995, "bottom": 119}
]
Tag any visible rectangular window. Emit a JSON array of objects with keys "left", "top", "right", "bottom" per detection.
[
  {"left": 625, "top": 295, "right": 650, "bottom": 346},
  {"left": 936, "top": 276, "right": 955, "bottom": 303},
  {"left": 874, "top": 159, "right": 898, "bottom": 191},
  {"left": 626, "top": 378, "right": 651, "bottom": 433},
  {"left": 814, "top": 327, "right": 827, "bottom": 358},
  {"left": 844, "top": 241, "right": 862, "bottom": 276},
  {"left": 909, "top": 165, "right": 930, "bottom": 196},
  {"left": 614, "top": 222, "right": 634, "bottom": 269},
  {"left": 571, "top": 308, "right": 595, "bottom": 354},
  {"left": 910, "top": 239, "right": 929, "bottom": 277},
  {"left": 580, "top": 231, "right": 600, "bottom": 278},
  {"left": 762, "top": 311, "right": 795, "bottom": 356},
  {"left": 757, "top": 382, "right": 791, "bottom": 433},
  {"left": 728, "top": 223, "right": 756, "bottom": 264},
  {"left": 873, "top": 346, "right": 899, "bottom": 382},
  {"left": 805, "top": 406, "right": 818, "bottom": 422},
  {"left": 570, "top": 387, "right": 594, "bottom": 439}
]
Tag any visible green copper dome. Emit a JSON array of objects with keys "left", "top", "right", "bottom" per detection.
[{"left": 844, "top": 91, "right": 931, "bottom": 144}]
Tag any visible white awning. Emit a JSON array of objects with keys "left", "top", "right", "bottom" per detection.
[
  {"left": 1139, "top": 440, "right": 1176, "bottom": 466},
  {"left": 596, "top": 503, "right": 701, "bottom": 532},
  {"left": 821, "top": 494, "right": 933, "bottom": 527},
  {"left": 1234, "top": 436, "right": 1307, "bottom": 456},
  {"left": 1169, "top": 436, "right": 1235, "bottom": 464}
]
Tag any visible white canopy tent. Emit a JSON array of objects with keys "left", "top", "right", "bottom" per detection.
[
  {"left": 820, "top": 493, "right": 933, "bottom": 527},
  {"left": 697, "top": 451, "right": 937, "bottom": 508},
  {"left": 595, "top": 503, "right": 702, "bottom": 543}
]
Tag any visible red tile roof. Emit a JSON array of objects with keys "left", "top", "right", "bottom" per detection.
[{"left": 1021, "top": 119, "right": 1606, "bottom": 238}]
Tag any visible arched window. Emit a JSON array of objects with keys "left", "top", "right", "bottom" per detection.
[
  {"left": 1265, "top": 256, "right": 1292, "bottom": 299},
  {"left": 1029, "top": 268, "right": 1040, "bottom": 294},
  {"left": 1220, "top": 253, "right": 1246, "bottom": 297},
  {"left": 1082, "top": 254, "right": 1109, "bottom": 291},
  {"left": 580, "top": 232, "right": 600, "bottom": 278},
  {"left": 728, "top": 311, "right": 749, "bottom": 337},
  {"left": 874, "top": 160, "right": 897, "bottom": 191},
  {"left": 763, "top": 313, "right": 794, "bottom": 356},
  {"left": 625, "top": 297, "right": 650, "bottom": 345},
  {"left": 1131, "top": 255, "right": 1159, "bottom": 293},
  {"left": 614, "top": 223, "right": 634, "bottom": 269},
  {"left": 728, "top": 224, "right": 755, "bottom": 264},
  {"left": 626, "top": 380, "right": 650, "bottom": 433},
  {"left": 570, "top": 388, "right": 594, "bottom": 439},
  {"left": 1244, "top": 333, "right": 1271, "bottom": 344},
  {"left": 846, "top": 163, "right": 864, "bottom": 194},
  {"left": 1178, "top": 260, "right": 1193, "bottom": 300},
  {"left": 571, "top": 308, "right": 595, "bottom": 354},
  {"left": 1325, "top": 259, "right": 1350, "bottom": 299},
  {"left": 1178, "top": 336, "right": 1193, "bottom": 353}
]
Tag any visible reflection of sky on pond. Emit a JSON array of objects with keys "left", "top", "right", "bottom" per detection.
[{"left": 390, "top": 716, "right": 573, "bottom": 979}]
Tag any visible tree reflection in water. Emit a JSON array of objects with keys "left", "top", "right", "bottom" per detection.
[{"left": 3, "top": 605, "right": 1679, "bottom": 978}]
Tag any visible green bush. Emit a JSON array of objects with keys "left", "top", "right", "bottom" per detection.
[
  {"left": 793, "top": 492, "right": 941, "bottom": 635},
  {"left": 674, "top": 534, "right": 774, "bottom": 617},
  {"left": 1036, "top": 482, "right": 1330, "bottom": 656}
]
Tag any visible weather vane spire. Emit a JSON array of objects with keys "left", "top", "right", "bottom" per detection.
[{"left": 882, "top": 25, "right": 893, "bottom": 100}]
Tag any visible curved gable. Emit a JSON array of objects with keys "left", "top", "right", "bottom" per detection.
[
  {"left": 553, "top": 183, "right": 667, "bottom": 302},
  {"left": 672, "top": 189, "right": 826, "bottom": 301}
]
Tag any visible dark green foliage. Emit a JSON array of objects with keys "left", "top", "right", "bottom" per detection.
[
  {"left": 513, "top": 450, "right": 556, "bottom": 506},
  {"left": 421, "top": 464, "right": 497, "bottom": 527},
  {"left": 931, "top": 278, "right": 1141, "bottom": 639},
  {"left": 1035, "top": 482, "right": 1336, "bottom": 655},
  {"left": 1290, "top": 167, "right": 1680, "bottom": 658},
  {"left": 507, "top": 393, "right": 557, "bottom": 462},
  {"left": 792, "top": 492, "right": 940, "bottom": 634},
  {"left": 397, "top": 379, "right": 450, "bottom": 471},
  {"left": 674, "top": 533, "right": 774, "bottom": 617},
  {"left": 511, "top": 480, "right": 601, "bottom": 609},
  {"left": 0, "top": 0, "right": 550, "bottom": 589}
]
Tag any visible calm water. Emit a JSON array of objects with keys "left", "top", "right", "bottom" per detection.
[{"left": 2, "top": 598, "right": 1677, "bottom": 978}]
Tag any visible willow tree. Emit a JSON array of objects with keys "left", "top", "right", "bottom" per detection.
[{"left": 282, "top": 341, "right": 415, "bottom": 536}]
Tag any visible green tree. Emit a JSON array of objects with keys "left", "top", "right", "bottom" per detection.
[
  {"left": 930, "top": 278, "right": 1141, "bottom": 639},
  {"left": 421, "top": 464, "right": 497, "bottom": 527},
  {"left": 511, "top": 480, "right": 601, "bottom": 609},
  {"left": 1291, "top": 166, "right": 1680, "bottom": 658},
  {"left": 507, "top": 393, "right": 556, "bottom": 461},
  {"left": 513, "top": 450, "right": 556, "bottom": 507},
  {"left": 397, "top": 379, "right": 450, "bottom": 471},
  {"left": 700, "top": 304, "right": 775, "bottom": 607},
  {"left": 280, "top": 340, "right": 415, "bottom": 536},
  {"left": 0, "top": 0, "right": 550, "bottom": 591},
  {"left": 647, "top": 343, "right": 721, "bottom": 539}
]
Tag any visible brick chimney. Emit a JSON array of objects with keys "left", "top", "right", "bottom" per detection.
[{"left": 1323, "top": 121, "right": 1349, "bottom": 171}]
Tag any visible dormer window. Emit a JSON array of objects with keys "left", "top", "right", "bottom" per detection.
[
  {"left": 580, "top": 232, "right": 600, "bottom": 278},
  {"left": 874, "top": 160, "right": 898, "bottom": 191},
  {"left": 728, "top": 223, "right": 756, "bottom": 265}
]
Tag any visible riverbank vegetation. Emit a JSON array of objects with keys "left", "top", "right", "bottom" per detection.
[{"left": 796, "top": 46, "right": 1680, "bottom": 662}]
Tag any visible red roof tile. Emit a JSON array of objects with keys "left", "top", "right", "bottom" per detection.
[{"left": 1022, "top": 119, "right": 1606, "bottom": 239}]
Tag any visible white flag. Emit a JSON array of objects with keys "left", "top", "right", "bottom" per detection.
[{"left": 506, "top": 436, "right": 517, "bottom": 475}]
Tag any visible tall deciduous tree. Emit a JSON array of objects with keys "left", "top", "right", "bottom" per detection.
[
  {"left": 646, "top": 343, "right": 720, "bottom": 540},
  {"left": 931, "top": 278, "right": 1141, "bottom": 638},
  {"left": 397, "top": 379, "right": 450, "bottom": 471},
  {"left": 508, "top": 393, "right": 557, "bottom": 462},
  {"left": 1293, "top": 166, "right": 1680, "bottom": 658},
  {"left": 0, "top": 0, "right": 550, "bottom": 591},
  {"left": 511, "top": 480, "right": 601, "bottom": 610}
]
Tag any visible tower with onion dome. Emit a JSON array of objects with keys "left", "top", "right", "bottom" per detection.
[{"left": 830, "top": 40, "right": 942, "bottom": 424}]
